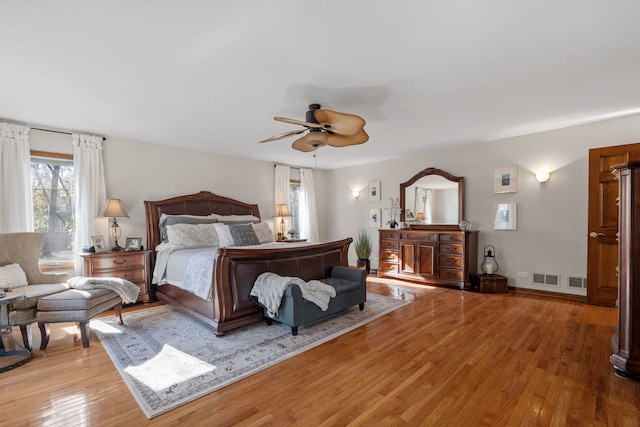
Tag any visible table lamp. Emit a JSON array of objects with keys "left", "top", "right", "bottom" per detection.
[
  {"left": 100, "top": 198, "right": 129, "bottom": 251},
  {"left": 274, "top": 203, "right": 292, "bottom": 241}
]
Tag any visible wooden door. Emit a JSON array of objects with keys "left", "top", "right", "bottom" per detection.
[{"left": 587, "top": 143, "right": 640, "bottom": 306}]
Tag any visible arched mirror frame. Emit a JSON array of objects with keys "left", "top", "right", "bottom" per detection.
[{"left": 400, "top": 167, "right": 464, "bottom": 230}]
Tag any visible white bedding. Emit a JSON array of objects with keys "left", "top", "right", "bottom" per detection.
[{"left": 152, "top": 241, "right": 312, "bottom": 301}]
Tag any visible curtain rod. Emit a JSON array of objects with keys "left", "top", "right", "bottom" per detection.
[
  {"left": 274, "top": 164, "right": 301, "bottom": 170},
  {"left": 32, "top": 127, "right": 106, "bottom": 141}
]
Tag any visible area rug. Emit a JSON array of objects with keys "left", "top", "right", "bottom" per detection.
[{"left": 91, "top": 293, "right": 410, "bottom": 418}]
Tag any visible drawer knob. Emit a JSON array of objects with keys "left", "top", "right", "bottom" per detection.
[{"left": 113, "top": 259, "right": 127, "bottom": 265}]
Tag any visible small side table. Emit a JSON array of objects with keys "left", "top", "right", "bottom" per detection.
[
  {"left": 0, "top": 292, "right": 30, "bottom": 372},
  {"left": 470, "top": 274, "right": 508, "bottom": 293},
  {"left": 80, "top": 250, "right": 152, "bottom": 303}
]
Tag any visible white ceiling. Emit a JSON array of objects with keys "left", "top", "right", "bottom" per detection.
[{"left": 2, "top": 1, "right": 640, "bottom": 169}]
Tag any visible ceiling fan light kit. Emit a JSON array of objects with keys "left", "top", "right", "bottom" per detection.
[{"left": 260, "top": 104, "right": 368, "bottom": 152}]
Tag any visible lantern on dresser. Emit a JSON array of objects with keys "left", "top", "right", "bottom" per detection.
[{"left": 481, "top": 245, "right": 499, "bottom": 275}]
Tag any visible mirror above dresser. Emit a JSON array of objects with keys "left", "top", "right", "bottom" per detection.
[{"left": 400, "top": 167, "right": 464, "bottom": 229}]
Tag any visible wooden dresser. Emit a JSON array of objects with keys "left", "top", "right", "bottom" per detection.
[
  {"left": 81, "top": 250, "right": 152, "bottom": 303},
  {"left": 378, "top": 229, "right": 478, "bottom": 290},
  {"left": 610, "top": 161, "right": 640, "bottom": 378}
]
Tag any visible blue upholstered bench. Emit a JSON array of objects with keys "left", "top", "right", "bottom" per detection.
[{"left": 262, "top": 266, "right": 367, "bottom": 335}]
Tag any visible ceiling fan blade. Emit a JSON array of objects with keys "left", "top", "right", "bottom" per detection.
[
  {"left": 292, "top": 132, "right": 329, "bottom": 152},
  {"left": 313, "top": 109, "right": 366, "bottom": 136},
  {"left": 326, "top": 128, "right": 369, "bottom": 147},
  {"left": 259, "top": 129, "right": 306, "bottom": 143},
  {"left": 274, "top": 117, "right": 324, "bottom": 129}
]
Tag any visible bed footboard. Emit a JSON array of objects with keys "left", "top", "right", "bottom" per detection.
[{"left": 212, "top": 238, "right": 352, "bottom": 335}]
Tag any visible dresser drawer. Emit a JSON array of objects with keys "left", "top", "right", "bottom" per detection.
[
  {"left": 439, "top": 255, "right": 463, "bottom": 268},
  {"left": 380, "top": 251, "right": 399, "bottom": 263},
  {"left": 89, "top": 253, "right": 145, "bottom": 272},
  {"left": 439, "top": 268, "right": 463, "bottom": 281},
  {"left": 91, "top": 269, "right": 145, "bottom": 283},
  {"left": 400, "top": 232, "right": 437, "bottom": 242},
  {"left": 439, "top": 233, "right": 463, "bottom": 243},
  {"left": 439, "top": 243, "right": 463, "bottom": 255},
  {"left": 380, "top": 239, "right": 399, "bottom": 250},
  {"left": 379, "top": 262, "right": 398, "bottom": 273},
  {"left": 379, "top": 230, "right": 399, "bottom": 239}
]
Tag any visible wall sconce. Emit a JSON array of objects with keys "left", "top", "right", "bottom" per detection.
[
  {"left": 274, "top": 203, "right": 292, "bottom": 241},
  {"left": 481, "top": 245, "right": 499, "bottom": 275},
  {"left": 535, "top": 171, "right": 551, "bottom": 183},
  {"left": 352, "top": 190, "right": 361, "bottom": 199},
  {"left": 99, "top": 198, "right": 129, "bottom": 251}
]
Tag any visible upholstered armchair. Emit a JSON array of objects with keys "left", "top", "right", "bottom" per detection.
[{"left": 0, "top": 232, "right": 69, "bottom": 350}]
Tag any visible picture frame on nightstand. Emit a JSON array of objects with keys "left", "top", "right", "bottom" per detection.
[
  {"left": 91, "top": 235, "right": 107, "bottom": 252},
  {"left": 125, "top": 237, "right": 142, "bottom": 251}
]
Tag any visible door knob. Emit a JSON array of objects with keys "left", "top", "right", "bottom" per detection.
[{"left": 589, "top": 232, "right": 605, "bottom": 238}]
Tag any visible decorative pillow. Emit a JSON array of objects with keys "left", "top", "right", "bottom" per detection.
[
  {"left": 159, "top": 214, "right": 217, "bottom": 241},
  {"left": 229, "top": 224, "right": 261, "bottom": 246},
  {"left": 165, "top": 223, "right": 219, "bottom": 248},
  {"left": 252, "top": 222, "right": 274, "bottom": 243},
  {"left": 0, "top": 263, "right": 28, "bottom": 290},
  {"left": 213, "top": 223, "right": 235, "bottom": 248},
  {"left": 212, "top": 214, "right": 260, "bottom": 224}
]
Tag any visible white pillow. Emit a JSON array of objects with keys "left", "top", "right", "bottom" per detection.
[
  {"left": 252, "top": 222, "right": 274, "bottom": 243},
  {"left": 159, "top": 213, "right": 217, "bottom": 241},
  {"left": 166, "top": 223, "right": 219, "bottom": 248},
  {"left": 0, "top": 263, "right": 28, "bottom": 290},
  {"left": 211, "top": 214, "right": 260, "bottom": 224},
  {"left": 213, "top": 223, "right": 235, "bottom": 247}
]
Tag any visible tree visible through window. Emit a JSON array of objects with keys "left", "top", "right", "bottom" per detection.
[
  {"left": 31, "top": 151, "right": 74, "bottom": 271},
  {"left": 288, "top": 181, "right": 300, "bottom": 238}
]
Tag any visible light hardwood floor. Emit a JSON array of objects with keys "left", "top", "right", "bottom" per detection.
[{"left": 1, "top": 278, "right": 639, "bottom": 426}]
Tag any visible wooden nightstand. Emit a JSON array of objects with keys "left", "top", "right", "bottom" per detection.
[
  {"left": 80, "top": 250, "right": 152, "bottom": 303},
  {"left": 470, "top": 274, "right": 508, "bottom": 293}
]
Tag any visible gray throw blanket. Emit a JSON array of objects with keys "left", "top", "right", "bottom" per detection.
[
  {"left": 67, "top": 276, "right": 140, "bottom": 304},
  {"left": 250, "top": 272, "right": 336, "bottom": 317}
]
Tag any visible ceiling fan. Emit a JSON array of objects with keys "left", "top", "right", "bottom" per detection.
[{"left": 259, "top": 104, "right": 369, "bottom": 152}]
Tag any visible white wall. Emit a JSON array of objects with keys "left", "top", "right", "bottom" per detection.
[
  {"left": 26, "top": 112, "right": 640, "bottom": 296},
  {"left": 28, "top": 131, "right": 329, "bottom": 248},
  {"left": 326, "top": 113, "right": 640, "bottom": 296}
]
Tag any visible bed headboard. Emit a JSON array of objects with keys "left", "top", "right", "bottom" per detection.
[{"left": 144, "top": 191, "right": 261, "bottom": 257}]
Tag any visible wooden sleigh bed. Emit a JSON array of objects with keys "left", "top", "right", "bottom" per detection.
[{"left": 144, "top": 191, "right": 352, "bottom": 335}]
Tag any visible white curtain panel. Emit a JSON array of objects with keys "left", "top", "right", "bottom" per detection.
[
  {"left": 274, "top": 165, "right": 290, "bottom": 206},
  {"left": 299, "top": 168, "right": 319, "bottom": 242},
  {"left": 72, "top": 134, "right": 107, "bottom": 275},
  {"left": 0, "top": 123, "right": 33, "bottom": 232}
]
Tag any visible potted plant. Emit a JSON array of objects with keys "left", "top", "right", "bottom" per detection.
[{"left": 354, "top": 229, "right": 372, "bottom": 273}]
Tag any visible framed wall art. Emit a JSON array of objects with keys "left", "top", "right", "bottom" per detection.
[
  {"left": 494, "top": 203, "right": 517, "bottom": 230},
  {"left": 368, "top": 181, "right": 381, "bottom": 201},
  {"left": 494, "top": 166, "right": 519, "bottom": 193},
  {"left": 369, "top": 208, "right": 381, "bottom": 228}
]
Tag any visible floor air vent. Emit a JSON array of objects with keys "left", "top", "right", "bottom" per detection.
[
  {"left": 532, "top": 273, "right": 561, "bottom": 286},
  {"left": 568, "top": 276, "right": 587, "bottom": 289}
]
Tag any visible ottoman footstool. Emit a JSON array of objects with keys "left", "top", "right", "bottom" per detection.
[{"left": 36, "top": 288, "right": 123, "bottom": 349}]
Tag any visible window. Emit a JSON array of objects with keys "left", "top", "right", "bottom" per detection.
[
  {"left": 288, "top": 180, "right": 300, "bottom": 238},
  {"left": 30, "top": 151, "right": 75, "bottom": 272}
]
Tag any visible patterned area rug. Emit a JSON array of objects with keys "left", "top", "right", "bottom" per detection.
[{"left": 91, "top": 293, "right": 410, "bottom": 418}]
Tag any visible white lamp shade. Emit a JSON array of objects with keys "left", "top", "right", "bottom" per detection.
[{"left": 99, "top": 198, "right": 129, "bottom": 218}]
